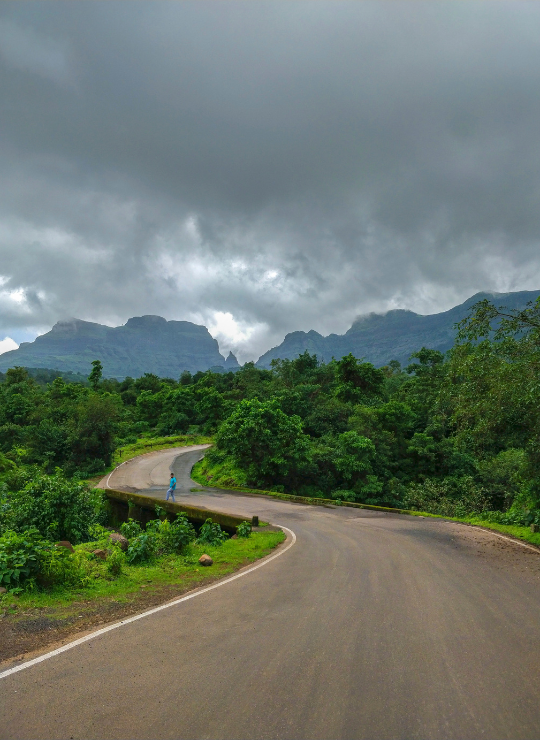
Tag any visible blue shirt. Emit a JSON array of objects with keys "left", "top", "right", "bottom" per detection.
[{"left": 170, "top": 476, "right": 176, "bottom": 490}]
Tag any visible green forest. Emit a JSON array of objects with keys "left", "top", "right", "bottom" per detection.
[{"left": 1, "top": 297, "right": 540, "bottom": 594}]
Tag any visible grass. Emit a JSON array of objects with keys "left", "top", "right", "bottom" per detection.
[
  {"left": 192, "top": 460, "right": 540, "bottom": 549},
  {"left": 191, "top": 454, "right": 247, "bottom": 489},
  {"left": 0, "top": 531, "right": 285, "bottom": 614},
  {"left": 113, "top": 434, "right": 212, "bottom": 466}
]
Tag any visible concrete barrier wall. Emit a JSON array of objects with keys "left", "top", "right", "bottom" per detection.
[{"left": 103, "top": 488, "right": 253, "bottom": 533}]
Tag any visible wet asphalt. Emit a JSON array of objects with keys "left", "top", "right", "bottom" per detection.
[{"left": 2, "top": 447, "right": 540, "bottom": 739}]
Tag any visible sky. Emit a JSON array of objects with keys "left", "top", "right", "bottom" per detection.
[{"left": 1, "top": 2, "right": 540, "bottom": 362}]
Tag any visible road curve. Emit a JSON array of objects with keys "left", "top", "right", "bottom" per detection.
[
  {"left": 97, "top": 444, "right": 211, "bottom": 493},
  {"left": 3, "top": 448, "right": 540, "bottom": 739}
]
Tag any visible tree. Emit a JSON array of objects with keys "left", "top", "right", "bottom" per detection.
[
  {"left": 3, "top": 471, "right": 103, "bottom": 543},
  {"left": 216, "top": 398, "right": 309, "bottom": 487},
  {"left": 69, "top": 393, "right": 120, "bottom": 469},
  {"left": 88, "top": 360, "right": 103, "bottom": 390},
  {"left": 335, "top": 354, "right": 384, "bottom": 403}
]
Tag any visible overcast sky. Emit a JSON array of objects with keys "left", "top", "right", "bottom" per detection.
[{"left": 1, "top": 2, "right": 540, "bottom": 361}]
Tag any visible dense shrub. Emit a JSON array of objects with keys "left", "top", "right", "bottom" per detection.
[
  {"left": 126, "top": 533, "right": 157, "bottom": 563},
  {"left": 403, "top": 477, "right": 491, "bottom": 518},
  {"left": 159, "top": 515, "right": 196, "bottom": 552},
  {"left": 38, "top": 546, "right": 91, "bottom": 588},
  {"left": 0, "top": 471, "right": 106, "bottom": 543},
  {"left": 120, "top": 518, "right": 143, "bottom": 539},
  {"left": 0, "top": 528, "right": 49, "bottom": 591},
  {"left": 197, "top": 518, "right": 228, "bottom": 546},
  {"left": 236, "top": 521, "right": 252, "bottom": 538},
  {"left": 106, "top": 546, "right": 125, "bottom": 577}
]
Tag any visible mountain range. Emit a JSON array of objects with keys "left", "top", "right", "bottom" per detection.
[
  {"left": 0, "top": 289, "right": 537, "bottom": 379},
  {"left": 256, "top": 289, "right": 540, "bottom": 369},
  {"left": 0, "top": 315, "right": 239, "bottom": 379}
]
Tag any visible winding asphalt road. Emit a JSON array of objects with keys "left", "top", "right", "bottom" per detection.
[{"left": 2, "top": 447, "right": 540, "bottom": 739}]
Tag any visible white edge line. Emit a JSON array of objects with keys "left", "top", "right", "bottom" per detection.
[
  {"left": 408, "top": 516, "right": 540, "bottom": 554},
  {"left": 416, "top": 516, "right": 540, "bottom": 553},
  {"left": 0, "top": 525, "right": 296, "bottom": 681},
  {"left": 104, "top": 458, "right": 128, "bottom": 489},
  {"left": 467, "top": 526, "right": 540, "bottom": 553}
]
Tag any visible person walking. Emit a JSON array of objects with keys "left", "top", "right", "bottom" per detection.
[{"left": 166, "top": 472, "right": 177, "bottom": 502}]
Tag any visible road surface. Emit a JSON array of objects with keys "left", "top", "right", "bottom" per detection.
[
  {"left": 98, "top": 444, "right": 210, "bottom": 494},
  {"left": 2, "top": 447, "right": 540, "bottom": 739}
]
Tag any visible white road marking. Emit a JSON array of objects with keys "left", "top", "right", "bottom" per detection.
[
  {"left": 104, "top": 444, "right": 210, "bottom": 490},
  {"left": 0, "top": 526, "right": 296, "bottom": 681},
  {"left": 471, "top": 526, "right": 540, "bottom": 553},
  {"left": 105, "top": 458, "right": 129, "bottom": 489}
]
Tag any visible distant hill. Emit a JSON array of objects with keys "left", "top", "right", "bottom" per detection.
[
  {"left": 256, "top": 290, "right": 540, "bottom": 369},
  {"left": 0, "top": 367, "right": 89, "bottom": 386},
  {"left": 0, "top": 316, "right": 229, "bottom": 379},
  {"left": 1, "top": 290, "right": 538, "bottom": 379}
]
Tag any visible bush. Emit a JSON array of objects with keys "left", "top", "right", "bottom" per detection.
[
  {"left": 120, "top": 518, "right": 143, "bottom": 539},
  {"left": 122, "top": 514, "right": 196, "bottom": 561},
  {"left": 215, "top": 398, "right": 309, "bottom": 487},
  {"left": 479, "top": 507, "right": 540, "bottom": 527},
  {"left": 403, "top": 476, "right": 491, "bottom": 518},
  {"left": 331, "top": 490, "right": 357, "bottom": 502},
  {"left": 38, "top": 546, "right": 91, "bottom": 588},
  {"left": 236, "top": 521, "right": 252, "bottom": 538},
  {"left": 126, "top": 533, "right": 157, "bottom": 563},
  {"left": 71, "top": 458, "right": 106, "bottom": 480},
  {"left": 197, "top": 518, "right": 228, "bottom": 546},
  {"left": 0, "top": 528, "right": 49, "bottom": 592},
  {"left": 106, "top": 546, "right": 125, "bottom": 577},
  {"left": 159, "top": 515, "right": 196, "bottom": 553},
  {"left": 1, "top": 471, "right": 106, "bottom": 543}
]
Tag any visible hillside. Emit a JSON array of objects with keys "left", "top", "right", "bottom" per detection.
[
  {"left": 256, "top": 290, "right": 540, "bottom": 368},
  {"left": 0, "top": 315, "right": 227, "bottom": 379}
]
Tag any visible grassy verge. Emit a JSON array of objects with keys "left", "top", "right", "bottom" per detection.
[
  {"left": 0, "top": 530, "right": 285, "bottom": 662},
  {"left": 192, "top": 461, "right": 540, "bottom": 549},
  {"left": 0, "top": 531, "right": 283, "bottom": 613},
  {"left": 191, "top": 453, "right": 247, "bottom": 489},
  {"left": 113, "top": 434, "right": 212, "bottom": 466}
]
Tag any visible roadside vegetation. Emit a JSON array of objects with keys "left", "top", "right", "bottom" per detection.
[
  {"left": 1, "top": 295, "right": 540, "bottom": 606},
  {"left": 192, "top": 296, "right": 540, "bottom": 545},
  {"left": 0, "top": 518, "right": 284, "bottom": 662},
  {"left": 0, "top": 518, "right": 283, "bottom": 608}
]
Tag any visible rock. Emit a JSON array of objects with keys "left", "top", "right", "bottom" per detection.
[
  {"left": 109, "top": 533, "right": 129, "bottom": 551},
  {"left": 93, "top": 549, "right": 107, "bottom": 560},
  {"left": 0, "top": 586, "right": 7, "bottom": 595},
  {"left": 231, "top": 534, "right": 238, "bottom": 539},
  {"left": 198, "top": 554, "right": 213, "bottom": 567},
  {"left": 56, "top": 541, "right": 74, "bottom": 552}
]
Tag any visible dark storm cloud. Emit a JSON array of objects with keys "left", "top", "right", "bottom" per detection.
[{"left": 0, "top": 1, "right": 539, "bottom": 359}]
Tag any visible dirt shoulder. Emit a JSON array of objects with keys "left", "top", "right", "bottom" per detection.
[{"left": 0, "top": 529, "right": 284, "bottom": 668}]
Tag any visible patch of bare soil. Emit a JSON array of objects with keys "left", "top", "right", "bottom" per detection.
[{"left": 0, "top": 565, "right": 252, "bottom": 667}]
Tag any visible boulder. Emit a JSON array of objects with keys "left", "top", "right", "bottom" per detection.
[
  {"left": 93, "top": 549, "right": 107, "bottom": 560},
  {"left": 0, "top": 586, "right": 7, "bottom": 595},
  {"left": 56, "top": 541, "right": 74, "bottom": 552},
  {"left": 198, "top": 554, "right": 213, "bottom": 567},
  {"left": 109, "top": 533, "right": 129, "bottom": 551}
]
